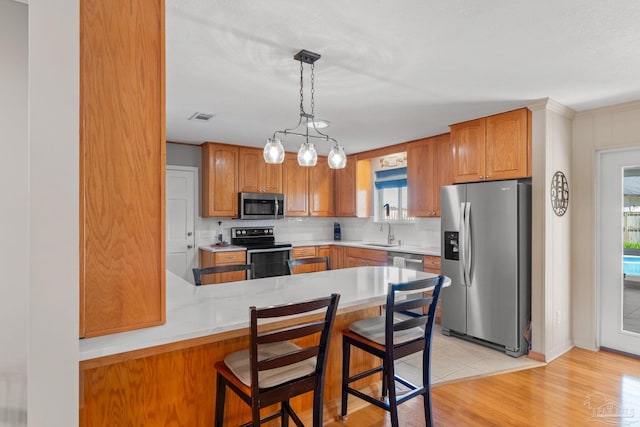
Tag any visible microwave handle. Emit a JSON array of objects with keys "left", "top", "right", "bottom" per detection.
[{"left": 274, "top": 196, "right": 278, "bottom": 220}]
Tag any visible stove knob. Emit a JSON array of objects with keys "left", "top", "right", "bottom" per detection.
[
  {"left": 264, "top": 230, "right": 268, "bottom": 234},
  {"left": 268, "top": 229, "right": 273, "bottom": 234}
]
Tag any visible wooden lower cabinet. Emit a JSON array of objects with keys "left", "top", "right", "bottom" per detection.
[
  {"left": 344, "top": 247, "right": 387, "bottom": 268},
  {"left": 199, "top": 250, "right": 247, "bottom": 284},
  {"left": 330, "top": 245, "right": 345, "bottom": 269},
  {"left": 423, "top": 255, "right": 442, "bottom": 324},
  {"left": 79, "top": 307, "right": 382, "bottom": 427},
  {"left": 290, "top": 246, "right": 329, "bottom": 274}
]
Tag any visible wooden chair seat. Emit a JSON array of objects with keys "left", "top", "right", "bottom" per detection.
[
  {"left": 223, "top": 341, "right": 317, "bottom": 389},
  {"left": 348, "top": 312, "right": 424, "bottom": 345}
]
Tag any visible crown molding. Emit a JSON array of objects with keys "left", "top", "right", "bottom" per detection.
[{"left": 527, "top": 98, "right": 575, "bottom": 119}]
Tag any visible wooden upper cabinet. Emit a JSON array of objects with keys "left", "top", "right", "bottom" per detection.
[
  {"left": 283, "top": 153, "right": 309, "bottom": 216},
  {"left": 407, "top": 138, "right": 435, "bottom": 217},
  {"left": 335, "top": 155, "right": 357, "bottom": 217},
  {"left": 201, "top": 142, "right": 238, "bottom": 218},
  {"left": 309, "top": 156, "right": 335, "bottom": 217},
  {"left": 238, "top": 147, "right": 282, "bottom": 193},
  {"left": 407, "top": 133, "right": 451, "bottom": 217},
  {"left": 80, "top": 0, "right": 165, "bottom": 337},
  {"left": 432, "top": 133, "right": 452, "bottom": 217},
  {"left": 451, "top": 118, "right": 486, "bottom": 183},
  {"left": 451, "top": 108, "right": 530, "bottom": 183},
  {"left": 485, "top": 108, "right": 528, "bottom": 181}
]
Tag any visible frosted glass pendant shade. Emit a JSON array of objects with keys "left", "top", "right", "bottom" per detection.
[
  {"left": 297, "top": 142, "right": 317, "bottom": 166},
  {"left": 328, "top": 145, "right": 347, "bottom": 169},
  {"left": 263, "top": 138, "right": 285, "bottom": 164}
]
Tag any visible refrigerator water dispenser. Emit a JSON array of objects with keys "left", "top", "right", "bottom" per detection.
[{"left": 444, "top": 231, "right": 459, "bottom": 260}]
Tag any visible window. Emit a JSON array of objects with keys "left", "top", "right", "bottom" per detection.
[{"left": 374, "top": 167, "right": 409, "bottom": 221}]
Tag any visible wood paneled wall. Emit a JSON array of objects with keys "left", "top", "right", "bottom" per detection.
[{"left": 80, "top": 0, "right": 166, "bottom": 337}]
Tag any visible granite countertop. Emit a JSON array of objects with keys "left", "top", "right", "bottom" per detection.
[
  {"left": 289, "top": 240, "right": 441, "bottom": 257},
  {"left": 199, "top": 244, "right": 246, "bottom": 252},
  {"left": 79, "top": 267, "right": 448, "bottom": 361}
]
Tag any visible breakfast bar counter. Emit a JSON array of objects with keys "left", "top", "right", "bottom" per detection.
[{"left": 79, "top": 267, "right": 447, "bottom": 426}]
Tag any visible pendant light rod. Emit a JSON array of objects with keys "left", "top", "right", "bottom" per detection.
[{"left": 264, "top": 49, "right": 346, "bottom": 169}]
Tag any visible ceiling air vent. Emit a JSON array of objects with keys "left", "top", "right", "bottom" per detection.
[{"left": 188, "top": 112, "right": 214, "bottom": 122}]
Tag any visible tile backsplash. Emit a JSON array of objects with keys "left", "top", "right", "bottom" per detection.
[{"left": 196, "top": 216, "right": 441, "bottom": 249}]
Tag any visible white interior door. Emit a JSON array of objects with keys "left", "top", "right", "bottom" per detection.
[
  {"left": 598, "top": 149, "right": 640, "bottom": 355},
  {"left": 166, "top": 167, "right": 196, "bottom": 284}
]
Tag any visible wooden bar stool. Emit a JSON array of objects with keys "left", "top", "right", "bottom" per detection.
[
  {"left": 192, "top": 263, "right": 254, "bottom": 285},
  {"left": 340, "top": 276, "right": 444, "bottom": 427},
  {"left": 215, "top": 293, "right": 340, "bottom": 427},
  {"left": 286, "top": 257, "right": 331, "bottom": 275}
]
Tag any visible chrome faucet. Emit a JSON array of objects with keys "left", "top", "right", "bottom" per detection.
[{"left": 380, "top": 221, "right": 394, "bottom": 245}]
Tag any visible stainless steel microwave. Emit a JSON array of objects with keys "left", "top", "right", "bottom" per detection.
[{"left": 239, "top": 192, "right": 285, "bottom": 219}]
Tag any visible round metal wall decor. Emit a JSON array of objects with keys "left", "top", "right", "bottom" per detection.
[{"left": 550, "top": 171, "right": 569, "bottom": 216}]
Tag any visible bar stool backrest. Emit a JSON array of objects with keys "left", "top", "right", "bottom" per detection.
[
  {"left": 385, "top": 277, "right": 444, "bottom": 355},
  {"left": 249, "top": 293, "right": 340, "bottom": 411}
]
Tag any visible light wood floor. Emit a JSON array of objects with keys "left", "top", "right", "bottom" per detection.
[{"left": 326, "top": 347, "right": 640, "bottom": 426}]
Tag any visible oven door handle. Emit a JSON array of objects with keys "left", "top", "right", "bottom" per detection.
[{"left": 247, "top": 247, "right": 292, "bottom": 255}]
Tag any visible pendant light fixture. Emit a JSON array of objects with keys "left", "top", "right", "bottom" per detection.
[{"left": 264, "top": 49, "right": 346, "bottom": 169}]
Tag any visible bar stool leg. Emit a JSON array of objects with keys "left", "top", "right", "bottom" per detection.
[
  {"left": 385, "top": 354, "right": 399, "bottom": 427},
  {"left": 340, "top": 339, "right": 350, "bottom": 420},
  {"left": 423, "top": 348, "right": 433, "bottom": 427},
  {"left": 282, "top": 400, "right": 290, "bottom": 427},
  {"left": 214, "top": 373, "right": 226, "bottom": 427}
]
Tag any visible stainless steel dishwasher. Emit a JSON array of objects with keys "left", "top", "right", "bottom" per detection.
[
  {"left": 387, "top": 251, "right": 424, "bottom": 271},
  {"left": 387, "top": 251, "right": 426, "bottom": 314}
]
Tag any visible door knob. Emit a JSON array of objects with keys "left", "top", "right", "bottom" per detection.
[
  {"left": 187, "top": 245, "right": 193, "bottom": 249},
  {"left": 187, "top": 232, "right": 193, "bottom": 236}
]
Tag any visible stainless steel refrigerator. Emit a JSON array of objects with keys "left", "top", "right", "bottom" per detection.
[{"left": 440, "top": 180, "right": 531, "bottom": 357}]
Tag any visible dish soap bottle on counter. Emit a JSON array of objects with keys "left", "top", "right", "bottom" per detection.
[{"left": 215, "top": 221, "right": 224, "bottom": 245}]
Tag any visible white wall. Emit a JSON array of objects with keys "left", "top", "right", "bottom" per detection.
[
  {"left": 573, "top": 100, "right": 640, "bottom": 350},
  {"left": 28, "top": 0, "right": 80, "bottom": 425},
  {"left": 528, "top": 99, "right": 574, "bottom": 361},
  {"left": 0, "top": 0, "right": 28, "bottom": 374}
]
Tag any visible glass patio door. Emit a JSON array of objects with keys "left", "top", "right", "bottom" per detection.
[{"left": 598, "top": 148, "right": 640, "bottom": 355}]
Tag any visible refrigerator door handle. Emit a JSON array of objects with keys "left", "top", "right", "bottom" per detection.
[
  {"left": 459, "top": 202, "right": 468, "bottom": 286},
  {"left": 464, "top": 202, "right": 472, "bottom": 286}
]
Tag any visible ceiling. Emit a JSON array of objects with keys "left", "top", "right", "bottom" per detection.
[{"left": 166, "top": 0, "right": 640, "bottom": 156}]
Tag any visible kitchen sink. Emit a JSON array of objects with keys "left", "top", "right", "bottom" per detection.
[{"left": 364, "top": 243, "right": 398, "bottom": 248}]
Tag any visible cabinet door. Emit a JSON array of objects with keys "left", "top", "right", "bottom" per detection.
[
  {"left": 309, "top": 157, "right": 335, "bottom": 217},
  {"left": 263, "top": 161, "right": 283, "bottom": 193},
  {"left": 335, "top": 155, "right": 357, "bottom": 217},
  {"left": 238, "top": 147, "right": 261, "bottom": 193},
  {"left": 238, "top": 147, "right": 283, "bottom": 193},
  {"left": 330, "top": 245, "right": 345, "bottom": 269},
  {"left": 344, "top": 247, "right": 387, "bottom": 267},
  {"left": 451, "top": 118, "right": 486, "bottom": 183},
  {"left": 432, "top": 133, "right": 452, "bottom": 217},
  {"left": 485, "top": 108, "right": 528, "bottom": 181},
  {"left": 283, "top": 153, "right": 309, "bottom": 216},
  {"left": 202, "top": 143, "right": 238, "bottom": 217},
  {"left": 80, "top": 0, "right": 165, "bottom": 337},
  {"left": 407, "top": 138, "right": 435, "bottom": 217}
]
